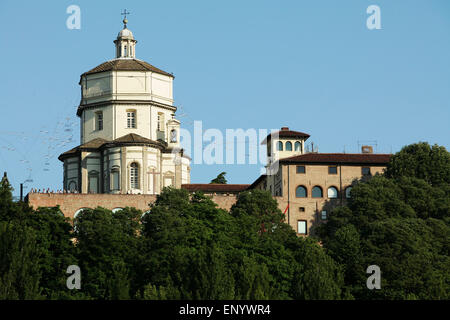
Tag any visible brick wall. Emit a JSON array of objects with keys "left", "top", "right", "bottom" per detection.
[
  {"left": 27, "top": 193, "right": 157, "bottom": 219},
  {"left": 26, "top": 192, "right": 239, "bottom": 219}
]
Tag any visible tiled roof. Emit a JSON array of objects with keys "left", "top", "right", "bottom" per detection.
[
  {"left": 181, "top": 184, "right": 250, "bottom": 193},
  {"left": 58, "top": 134, "right": 163, "bottom": 161},
  {"left": 280, "top": 153, "right": 391, "bottom": 164},
  {"left": 262, "top": 127, "right": 310, "bottom": 144},
  {"left": 248, "top": 174, "right": 267, "bottom": 189},
  {"left": 81, "top": 59, "right": 174, "bottom": 78},
  {"left": 58, "top": 138, "right": 108, "bottom": 159},
  {"left": 112, "top": 133, "right": 160, "bottom": 144}
]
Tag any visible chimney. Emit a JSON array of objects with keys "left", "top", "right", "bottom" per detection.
[
  {"left": 361, "top": 145, "right": 373, "bottom": 154},
  {"left": 281, "top": 127, "right": 289, "bottom": 131}
]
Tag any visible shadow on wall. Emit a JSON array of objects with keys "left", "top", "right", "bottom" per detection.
[{"left": 308, "top": 174, "right": 378, "bottom": 237}]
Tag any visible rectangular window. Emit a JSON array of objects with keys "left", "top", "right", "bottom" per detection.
[
  {"left": 297, "top": 220, "right": 307, "bottom": 235},
  {"left": 127, "top": 111, "right": 136, "bottom": 128},
  {"left": 96, "top": 112, "right": 103, "bottom": 131},
  {"left": 328, "top": 166, "right": 338, "bottom": 174},
  {"left": 296, "top": 165, "right": 306, "bottom": 174},
  {"left": 321, "top": 211, "right": 327, "bottom": 220},
  {"left": 299, "top": 207, "right": 305, "bottom": 212},
  {"left": 362, "top": 167, "right": 371, "bottom": 176}
]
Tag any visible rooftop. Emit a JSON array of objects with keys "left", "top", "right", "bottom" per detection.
[
  {"left": 262, "top": 127, "right": 310, "bottom": 144},
  {"left": 81, "top": 58, "right": 174, "bottom": 79},
  {"left": 280, "top": 152, "right": 392, "bottom": 164}
]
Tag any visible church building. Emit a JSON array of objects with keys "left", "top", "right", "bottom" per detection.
[{"left": 58, "top": 17, "right": 190, "bottom": 195}]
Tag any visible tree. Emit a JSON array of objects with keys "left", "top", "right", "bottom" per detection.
[
  {"left": 210, "top": 172, "right": 227, "bottom": 184},
  {"left": 0, "top": 222, "right": 42, "bottom": 299},
  {"left": 140, "top": 188, "right": 236, "bottom": 299},
  {"left": 74, "top": 207, "right": 142, "bottom": 299},
  {"left": 0, "top": 176, "right": 77, "bottom": 300},
  {"left": 385, "top": 142, "right": 450, "bottom": 186}
]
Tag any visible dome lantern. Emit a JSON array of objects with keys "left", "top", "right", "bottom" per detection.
[{"left": 114, "top": 10, "right": 137, "bottom": 58}]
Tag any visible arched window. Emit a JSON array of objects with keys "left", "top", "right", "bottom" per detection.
[
  {"left": 286, "top": 141, "right": 292, "bottom": 151},
  {"left": 327, "top": 186, "right": 338, "bottom": 198},
  {"left": 277, "top": 141, "right": 283, "bottom": 151},
  {"left": 345, "top": 187, "right": 352, "bottom": 199},
  {"left": 88, "top": 171, "right": 99, "bottom": 193},
  {"left": 68, "top": 181, "right": 77, "bottom": 192},
  {"left": 112, "top": 208, "right": 124, "bottom": 214},
  {"left": 295, "top": 141, "right": 301, "bottom": 151},
  {"left": 130, "top": 163, "right": 139, "bottom": 189},
  {"left": 296, "top": 186, "right": 307, "bottom": 198},
  {"left": 170, "top": 129, "right": 177, "bottom": 142},
  {"left": 312, "top": 186, "right": 323, "bottom": 198},
  {"left": 111, "top": 167, "right": 120, "bottom": 191}
]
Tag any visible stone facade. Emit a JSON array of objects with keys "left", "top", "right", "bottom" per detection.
[{"left": 249, "top": 149, "right": 391, "bottom": 236}]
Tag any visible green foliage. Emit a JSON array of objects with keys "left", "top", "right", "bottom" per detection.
[
  {"left": 0, "top": 180, "right": 77, "bottom": 300},
  {"left": 74, "top": 207, "right": 141, "bottom": 299},
  {"left": 290, "top": 238, "right": 344, "bottom": 300},
  {"left": 0, "top": 222, "right": 42, "bottom": 299},
  {"left": 385, "top": 142, "right": 450, "bottom": 186},
  {"left": 210, "top": 172, "right": 227, "bottom": 184}
]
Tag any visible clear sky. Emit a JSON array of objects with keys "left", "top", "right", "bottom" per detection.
[{"left": 0, "top": 0, "right": 449, "bottom": 198}]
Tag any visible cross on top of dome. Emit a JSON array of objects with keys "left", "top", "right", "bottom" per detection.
[{"left": 121, "top": 9, "right": 130, "bottom": 28}]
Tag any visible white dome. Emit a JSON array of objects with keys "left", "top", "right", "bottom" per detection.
[{"left": 117, "top": 28, "right": 134, "bottom": 39}]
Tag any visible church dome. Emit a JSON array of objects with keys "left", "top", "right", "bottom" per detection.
[{"left": 117, "top": 28, "right": 134, "bottom": 39}]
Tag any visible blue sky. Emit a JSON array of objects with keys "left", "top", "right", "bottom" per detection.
[{"left": 0, "top": 0, "right": 449, "bottom": 197}]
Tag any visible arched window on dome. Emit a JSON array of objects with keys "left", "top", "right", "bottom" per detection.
[
  {"left": 88, "top": 171, "right": 99, "bottom": 194},
  {"left": 295, "top": 141, "right": 301, "bottom": 152},
  {"left": 170, "top": 129, "right": 177, "bottom": 143},
  {"left": 68, "top": 181, "right": 77, "bottom": 192},
  {"left": 111, "top": 166, "right": 120, "bottom": 191},
  {"left": 286, "top": 141, "right": 292, "bottom": 151}
]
